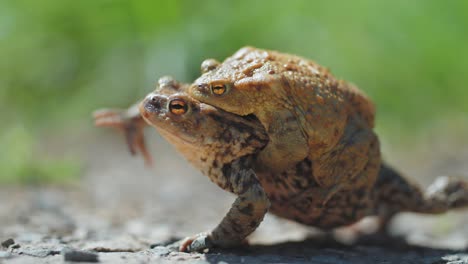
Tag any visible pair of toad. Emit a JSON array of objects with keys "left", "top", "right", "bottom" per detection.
[{"left": 94, "top": 47, "right": 468, "bottom": 252}]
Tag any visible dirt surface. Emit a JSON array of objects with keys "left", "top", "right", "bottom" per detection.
[{"left": 1, "top": 128, "right": 467, "bottom": 263}]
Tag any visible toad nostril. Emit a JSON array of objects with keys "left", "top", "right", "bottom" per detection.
[
  {"left": 145, "top": 94, "right": 161, "bottom": 111},
  {"left": 196, "top": 83, "right": 209, "bottom": 93}
]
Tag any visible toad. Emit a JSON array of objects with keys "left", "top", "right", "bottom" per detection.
[{"left": 94, "top": 50, "right": 468, "bottom": 252}]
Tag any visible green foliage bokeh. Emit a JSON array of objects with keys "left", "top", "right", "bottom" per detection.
[{"left": 1, "top": 0, "right": 467, "bottom": 183}]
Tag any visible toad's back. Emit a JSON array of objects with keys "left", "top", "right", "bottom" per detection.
[{"left": 192, "top": 47, "right": 380, "bottom": 197}]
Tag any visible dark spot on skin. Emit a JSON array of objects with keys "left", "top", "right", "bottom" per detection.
[
  {"left": 230, "top": 221, "right": 243, "bottom": 233},
  {"left": 212, "top": 160, "right": 219, "bottom": 169},
  {"left": 303, "top": 158, "right": 312, "bottom": 168},
  {"left": 354, "top": 188, "right": 366, "bottom": 200},
  {"left": 240, "top": 139, "right": 251, "bottom": 151},
  {"left": 236, "top": 176, "right": 262, "bottom": 196},
  {"left": 329, "top": 150, "right": 338, "bottom": 157},
  {"left": 255, "top": 187, "right": 266, "bottom": 198},
  {"left": 268, "top": 193, "right": 277, "bottom": 202},
  {"left": 222, "top": 148, "right": 232, "bottom": 159},
  {"left": 250, "top": 220, "right": 258, "bottom": 228},
  {"left": 279, "top": 194, "right": 288, "bottom": 203},
  {"left": 221, "top": 165, "right": 235, "bottom": 192},
  {"left": 239, "top": 203, "right": 254, "bottom": 216},
  {"left": 234, "top": 175, "right": 244, "bottom": 189},
  {"left": 293, "top": 179, "right": 305, "bottom": 190},
  {"left": 340, "top": 208, "right": 350, "bottom": 220},
  {"left": 285, "top": 114, "right": 296, "bottom": 123},
  {"left": 222, "top": 164, "right": 232, "bottom": 178},
  {"left": 219, "top": 226, "right": 230, "bottom": 236},
  {"left": 295, "top": 163, "right": 305, "bottom": 178},
  {"left": 333, "top": 106, "right": 340, "bottom": 114},
  {"left": 276, "top": 178, "right": 288, "bottom": 190},
  {"left": 223, "top": 131, "right": 232, "bottom": 142},
  {"left": 334, "top": 128, "right": 340, "bottom": 137},
  {"left": 200, "top": 156, "right": 207, "bottom": 162}
]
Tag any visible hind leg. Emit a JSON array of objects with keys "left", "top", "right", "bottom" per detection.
[{"left": 372, "top": 164, "right": 468, "bottom": 233}]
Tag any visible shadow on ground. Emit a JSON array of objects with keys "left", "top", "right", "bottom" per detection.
[{"left": 204, "top": 237, "right": 468, "bottom": 264}]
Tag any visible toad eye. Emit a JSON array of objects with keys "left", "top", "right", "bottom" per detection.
[
  {"left": 211, "top": 84, "right": 227, "bottom": 96},
  {"left": 169, "top": 99, "right": 188, "bottom": 115}
]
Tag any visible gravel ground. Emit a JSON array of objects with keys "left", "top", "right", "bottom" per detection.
[{"left": 0, "top": 127, "right": 467, "bottom": 263}]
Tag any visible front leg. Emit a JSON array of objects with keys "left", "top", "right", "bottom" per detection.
[
  {"left": 180, "top": 157, "right": 270, "bottom": 252},
  {"left": 93, "top": 103, "right": 152, "bottom": 165},
  {"left": 255, "top": 109, "right": 309, "bottom": 173}
]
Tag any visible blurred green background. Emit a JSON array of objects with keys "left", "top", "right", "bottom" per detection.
[{"left": 1, "top": 0, "right": 467, "bottom": 183}]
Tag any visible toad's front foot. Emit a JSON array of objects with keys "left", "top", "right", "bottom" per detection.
[
  {"left": 172, "top": 157, "right": 269, "bottom": 253},
  {"left": 177, "top": 233, "right": 214, "bottom": 252},
  {"left": 174, "top": 232, "right": 247, "bottom": 253}
]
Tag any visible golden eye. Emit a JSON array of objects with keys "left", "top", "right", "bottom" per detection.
[
  {"left": 211, "top": 84, "right": 226, "bottom": 96},
  {"left": 169, "top": 99, "right": 188, "bottom": 115}
]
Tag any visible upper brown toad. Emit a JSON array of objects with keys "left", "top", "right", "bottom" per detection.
[{"left": 190, "top": 47, "right": 379, "bottom": 203}]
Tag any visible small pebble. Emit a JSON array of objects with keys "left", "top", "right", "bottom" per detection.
[
  {"left": 1, "top": 238, "right": 15, "bottom": 248},
  {"left": 62, "top": 248, "right": 99, "bottom": 263}
]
